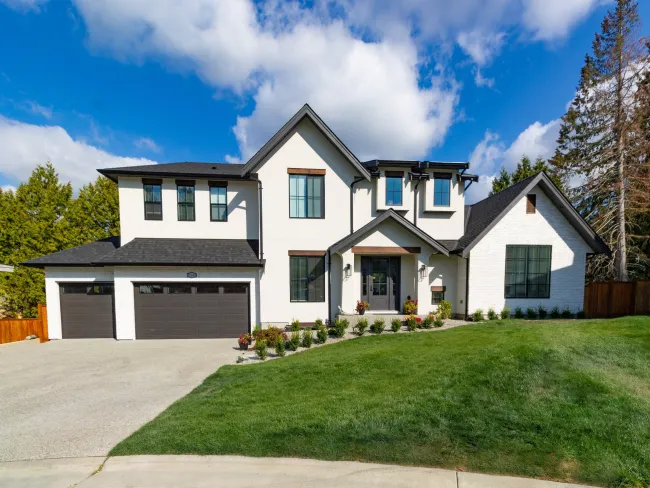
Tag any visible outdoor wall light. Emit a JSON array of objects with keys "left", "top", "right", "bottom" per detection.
[
  {"left": 419, "top": 264, "right": 427, "bottom": 280},
  {"left": 344, "top": 263, "right": 352, "bottom": 278}
]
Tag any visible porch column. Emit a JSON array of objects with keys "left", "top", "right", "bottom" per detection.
[
  {"left": 416, "top": 252, "right": 433, "bottom": 316},
  {"left": 339, "top": 249, "right": 356, "bottom": 315}
]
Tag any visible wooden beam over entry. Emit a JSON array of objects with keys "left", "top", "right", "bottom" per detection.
[{"left": 351, "top": 246, "right": 421, "bottom": 254}]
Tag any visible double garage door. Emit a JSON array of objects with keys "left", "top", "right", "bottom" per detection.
[
  {"left": 134, "top": 282, "right": 250, "bottom": 339},
  {"left": 59, "top": 282, "right": 249, "bottom": 339}
]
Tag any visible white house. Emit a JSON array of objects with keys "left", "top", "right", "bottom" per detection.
[{"left": 25, "top": 105, "right": 609, "bottom": 340}]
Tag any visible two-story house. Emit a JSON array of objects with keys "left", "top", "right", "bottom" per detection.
[{"left": 25, "top": 105, "right": 609, "bottom": 340}]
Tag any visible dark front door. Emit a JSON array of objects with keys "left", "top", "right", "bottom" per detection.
[{"left": 361, "top": 257, "right": 400, "bottom": 311}]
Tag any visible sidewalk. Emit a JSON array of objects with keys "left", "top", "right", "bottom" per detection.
[{"left": 0, "top": 455, "right": 594, "bottom": 488}]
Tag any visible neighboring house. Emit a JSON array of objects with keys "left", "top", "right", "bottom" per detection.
[
  {"left": 24, "top": 105, "right": 609, "bottom": 340},
  {"left": 0, "top": 265, "right": 13, "bottom": 318}
]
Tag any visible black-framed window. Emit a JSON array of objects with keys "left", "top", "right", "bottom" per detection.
[
  {"left": 505, "top": 245, "right": 552, "bottom": 298},
  {"left": 177, "top": 184, "right": 195, "bottom": 221},
  {"left": 289, "top": 175, "right": 324, "bottom": 218},
  {"left": 290, "top": 256, "right": 325, "bottom": 302},
  {"left": 386, "top": 176, "right": 403, "bottom": 206},
  {"left": 432, "top": 289, "right": 445, "bottom": 305},
  {"left": 434, "top": 173, "right": 451, "bottom": 207},
  {"left": 61, "top": 283, "right": 113, "bottom": 295},
  {"left": 143, "top": 183, "right": 162, "bottom": 220},
  {"left": 210, "top": 186, "right": 227, "bottom": 222}
]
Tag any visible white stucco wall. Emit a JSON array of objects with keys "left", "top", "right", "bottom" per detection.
[
  {"left": 113, "top": 266, "right": 260, "bottom": 339},
  {"left": 118, "top": 177, "right": 259, "bottom": 245},
  {"left": 256, "top": 118, "right": 361, "bottom": 325},
  {"left": 428, "top": 254, "right": 461, "bottom": 316},
  {"left": 467, "top": 185, "right": 591, "bottom": 315},
  {"left": 44, "top": 267, "right": 115, "bottom": 340}
]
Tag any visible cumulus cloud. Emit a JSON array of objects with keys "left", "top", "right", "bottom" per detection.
[
  {"left": 457, "top": 30, "right": 505, "bottom": 66},
  {"left": 1, "top": 184, "right": 17, "bottom": 193},
  {"left": 0, "top": 0, "right": 47, "bottom": 11},
  {"left": 522, "top": 0, "right": 609, "bottom": 41},
  {"left": 0, "top": 116, "right": 156, "bottom": 189},
  {"left": 133, "top": 137, "right": 162, "bottom": 153}
]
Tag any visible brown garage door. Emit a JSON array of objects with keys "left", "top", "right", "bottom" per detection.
[
  {"left": 60, "top": 283, "right": 115, "bottom": 338},
  {"left": 134, "top": 282, "right": 250, "bottom": 339}
]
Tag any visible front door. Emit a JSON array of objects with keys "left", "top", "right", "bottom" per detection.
[{"left": 361, "top": 256, "right": 400, "bottom": 311}]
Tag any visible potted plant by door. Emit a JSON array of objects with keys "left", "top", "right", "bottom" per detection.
[
  {"left": 238, "top": 333, "right": 251, "bottom": 350},
  {"left": 356, "top": 300, "right": 370, "bottom": 315}
]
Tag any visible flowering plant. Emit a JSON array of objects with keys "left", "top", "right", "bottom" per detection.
[
  {"left": 238, "top": 333, "right": 251, "bottom": 346},
  {"left": 403, "top": 299, "right": 418, "bottom": 315},
  {"left": 355, "top": 300, "right": 370, "bottom": 313}
]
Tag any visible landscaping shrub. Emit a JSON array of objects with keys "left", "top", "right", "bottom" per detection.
[
  {"left": 355, "top": 300, "right": 370, "bottom": 314},
  {"left": 354, "top": 318, "right": 368, "bottom": 336},
  {"left": 434, "top": 316, "right": 444, "bottom": 328},
  {"left": 561, "top": 307, "right": 574, "bottom": 319},
  {"left": 370, "top": 318, "right": 385, "bottom": 334},
  {"left": 288, "top": 331, "right": 300, "bottom": 351},
  {"left": 438, "top": 300, "right": 452, "bottom": 319},
  {"left": 550, "top": 306, "right": 561, "bottom": 319},
  {"left": 403, "top": 299, "right": 418, "bottom": 315},
  {"left": 487, "top": 308, "right": 498, "bottom": 320},
  {"left": 422, "top": 315, "right": 434, "bottom": 329},
  {"left": 314, "top": 318, "right": 324, "bottom": 330},
  {"left": 500, "top": 307, "right": 510, "bottom": 319},
  {"left": 472, "top": 309, "right": 484, "bottom": 322},
  {"left": 514, "top": 307, "right": 524, "bottom": 319},
  {"left": 405, "top": 315, "right": 418, "bottom": 331},
  {"left": 538, "top": 305, "right": 548, "bottom": 319},
  {"left": 316, "top": 327, "right": 328, "bottom": 344},
  {"left": 301, "top": 329, "right": 313, "bottom": 348},
  {"left": 253, "top": 327, "right": 287, "bottom": 348},
  {"left": 254, "top": 340, "right": 268, "bottom": 360},
  {"left": 390, "top": 318, "right": 402, "bottom": 332},
  {"left": 576, "top": 310, "right": 586, "bottom": 319},
  {"left": 274, "top": 337, "right": 286, "bottom": 357},
  {"left": 526, "top": 307, "right": 538, "bottom": 319},
  {"left": 331, "top": 318, "right": 348, "bottom": 338},
  {"left": 290, "top": 319, "right": 301, "bottom": 332}
]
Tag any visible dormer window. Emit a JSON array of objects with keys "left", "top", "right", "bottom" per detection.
[
  {"left": 385, "top": 171, "right": 403, "bottom": 206},
  {"left": 143, "top": 178, "right": 162, "bottom": 221},
  {"left": 433, "top": 173, "right": 451, "bottom": 207}
]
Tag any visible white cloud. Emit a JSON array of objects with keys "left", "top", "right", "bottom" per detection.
[
  {"left": 1, "top": 184, "right": 17, "bottom": 193},
  {"left": 0, "top": 116, "right": 156, "bottom": 189},
  {"left": 466, "top": 118, "right": 561, "bottom": 203},
  {"left": 134, "top": 137, "right": 162, "bottom": 153},
  {"left": 473, "top": 69, "right": 495, "bottom": 88},
  {"left": 457, "top": 30, "right": 505, "bottom": 66},
  {"left": 0, "top": 0, "right": 47, "bottom": 11},
  {"left": 522, "top": 0, "right": 609, "bottom": 41},
  {"left": 24, "top": 100, "right": 53, "bottom": 119}
]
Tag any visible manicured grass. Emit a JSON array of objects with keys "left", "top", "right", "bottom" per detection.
[{"left": 111, "top": 317, "right": 650, "bottom": 487}]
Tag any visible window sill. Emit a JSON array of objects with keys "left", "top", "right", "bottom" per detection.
[{"left": 423, "top": 208, "right": 456, "bottom": 214}]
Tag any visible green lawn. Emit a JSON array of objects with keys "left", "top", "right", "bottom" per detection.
[{"left": 111, "top": 317, "right": 650, "bottom": 487}]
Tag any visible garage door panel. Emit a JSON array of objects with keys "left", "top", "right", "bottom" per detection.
[
  {"left": 134, "top": 282, "right": 249, "bottom": 339},
  {"left": 60, "top": 283, "right": 115, "bottom": 339}
]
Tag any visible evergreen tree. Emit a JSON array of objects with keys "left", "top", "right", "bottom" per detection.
[
  {"left": 551, "top": 0, "right": 648, "bottom": 281},
  {"left": 490, "top": 156, "right": 563, "bottom": 196},
  {"left": 67, "top": 176, "right": 120, "bottom": 246}
]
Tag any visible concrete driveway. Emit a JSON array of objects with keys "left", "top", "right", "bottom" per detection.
[{"left": 0, "top": 338, "right": 238, "bottom": 461}]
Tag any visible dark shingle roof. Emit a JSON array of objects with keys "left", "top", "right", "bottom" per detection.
[
  {"left": 23, "top": 237, "right": 121, "bottom": 267},
  {"left": 98, "top": 162, "right": 248, "bottom": 182},
  {"left": 96, "top": 238, "right": 262, "bottom": 266}
]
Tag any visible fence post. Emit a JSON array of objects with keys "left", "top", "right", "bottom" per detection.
[{"left": 37, "top": 303, "right": 49, "bottom": 343}]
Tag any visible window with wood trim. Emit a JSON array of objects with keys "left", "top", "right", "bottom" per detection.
[
  {"left": 433, "top": 173, "right": 451, "bottom": 207},
  {"left": 210, "top": 186, "right": 227, "bottom": 221},
  {"left": 143, "top": 183, "right": 162, "bottom": 220},
  {"left": 504, "top": 245, "right": 552, "bottom": 298},
  {"left": 385, "top": 175, "right": 403, "bottom": 206},
  {"left": 289, "top": 174, "right": 324, "bottom": 218},
  {"left": 290, "top": 256, "right": 325, "bottom": 302},
  {"left": 526, "top": 194, "right": 537, "bottom": 214},
  {"left": 177, "top": 184, "right": 195, "bottom": 221},
  {"left": 431, "top": 289, "right": 445, "bottom": 305}
]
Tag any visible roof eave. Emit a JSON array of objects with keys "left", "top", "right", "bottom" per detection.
[{"left": 98, "top": 169, "right": 255, "bottom": 182}]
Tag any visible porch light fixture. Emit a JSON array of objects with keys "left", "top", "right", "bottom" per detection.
[
  {"left": 419, "top": 264, "right": 427, "bottom": 280},
  {"left": 344, "top": 263, "right": 352, "bottom": 278}
]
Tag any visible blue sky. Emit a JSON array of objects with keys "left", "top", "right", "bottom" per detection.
[{"left": 1, "top": 0, "right": 648, "bottom": 202}]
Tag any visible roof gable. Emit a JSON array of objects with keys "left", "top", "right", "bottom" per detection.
[
  {"left": 330, "top": 209, "right": 449, "bottom": 256},
  {"left": 240, "top": 104, "right": 371, "bottom": 180},
  {"left": 458, "top": 172, "right": 609, "bottom": 257}
]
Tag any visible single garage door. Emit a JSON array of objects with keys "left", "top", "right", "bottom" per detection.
[
  {"left": 60, "top": 283, "right": 115, "bottom": 338},
  {"left": 134, "top": 282, "right": 250, "bottom": 339}
]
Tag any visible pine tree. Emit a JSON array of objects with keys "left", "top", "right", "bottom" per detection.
[
  {"left": 551, "top": 0, "right": 648, "bottom": 281},
  {"left": 490, "top": 156, "right": 563, "bottom": 196},
  {"left": 67, "top": 176, "right": 120, "bottom": 246}
]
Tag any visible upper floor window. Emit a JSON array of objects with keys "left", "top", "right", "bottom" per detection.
[
  {"left": 505, "top": 245, "right": 552, "bottom": 299},
  {"left": 289, "top": 254, "right": 325, "bottom": 302},
  {"left": 289, "top": 173, "right": 324, "bottom": 218},
  {"left": 143, "top": 179, "right": 162, "bottom": 221},
  {"left": 385, "top": 172, "right": 403, "bottom": 206},
  {"left": 433, "top": 173, "right": 451, "bottom": 207},
  {"left": 176, "top": 180, "right": 195, "bottom": 221},
  {"left": 210, "top": 183, "right": 227, "bottom": 222}
]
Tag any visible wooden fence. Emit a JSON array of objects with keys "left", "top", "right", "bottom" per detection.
[
  {"left": 0, "top": 304, "right": 48, "bottom": 345},
  {"left": 584, "top": 281, "right": 650, "bottom": 318}
]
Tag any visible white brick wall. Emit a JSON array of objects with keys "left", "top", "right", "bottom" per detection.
[{"left": 467, "top": 185, "right": 591, "bottom": 316}]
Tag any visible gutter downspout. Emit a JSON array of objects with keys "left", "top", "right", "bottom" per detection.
[
  {"left": 257, "top": 180, "right": 264, "bottom": 260},
  {"left": 413, "top": 179, "right": 422, "bottom": 226},
  {"left": 350, "top": 176, "right": 365, "bottom": 234}
]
